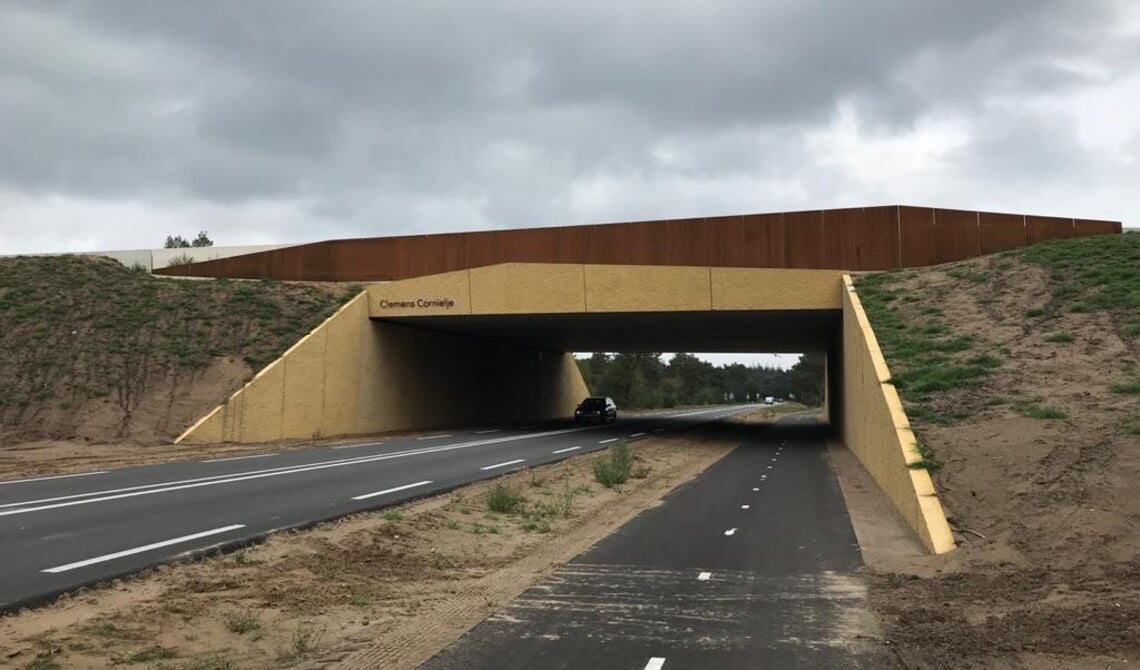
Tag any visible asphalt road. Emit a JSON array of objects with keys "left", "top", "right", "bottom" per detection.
[
  {"left": 421, "top": 417, "right": 896, "bottom": 669},
  {"left": 0, "top": 405, "right": 754, "bottom": 612}
]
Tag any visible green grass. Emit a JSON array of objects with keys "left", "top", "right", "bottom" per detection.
[
  {"left": 1022, "top": 234, "right": 1140, "bottom": 325},
  {"left": 593, "top": 443, "right": 633, "bottom": 488},
  {"left": 1015, "top": 401, "right": 1068, "bottom": 420},
  {"left": 24, "top": 654, "right": 62, "bottom": 670},
  {"left": 1122, "top": 418, "right": 1140, "bottom": 435},
  {"left": 486, "top": 484, "right": 524, "bottom": 514},
  {"left": 382, "top": 510, "right": 403, "bottom": 522},
  {"left": 908, "top": 439, "right": 940, "bottom": 471},
  {"left": 1044, "top": 332, "right": 1075, "bottom": 343},
  {"left": 1024, "top": 308, "right": 1046, "bottom": 318},
  {"left": 1110, "top": 381, "right": 1140, "bottom": 394},
  {"left": 123, "top": 646, "right": 177, "bottom": 663},
  {"left": 0, "top": 255, "right": 361, "bottom": 440}
]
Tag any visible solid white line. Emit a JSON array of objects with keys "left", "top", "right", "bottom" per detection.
[
  {"left": 475, "top": 429, "right": 501, "bottom": 434},
  {"left": 753, "top": 487, "right": 760, "bottom": 491},
  {"left": 552, "top": 446, "right": 581, "bottom": 454},
  {"left": 741, "top": 505, "right": 751, "bottom": 510},
  {"left": 724, "top": 528, "right": 736, "bottom": 536},
  {"left": 630, "top": 432, "right": 646, "bottom": 438},
  {"left": 0, "top": 471, "right": 107, "bottom": 486},
  {"left": 599, "top": 438, "right": 619, "bottom": 444},
  {"left": 202, "top": 453, "right": 276, "bottom": 464},
  {"left": 0, "top": 425, "right": 604, "bottom": 517},
  {"left": 645, "top": 657, "right": 666, "bottom": 670},
  {"left": 42, "top": 524, "right": 245, "bottom": 574},
  {"left": 351, "top": 480, "right": 433, "bottom": 501},
  {"left": 417, "top": 434, "right": 452, "bottom": 440},
  {"left": 697, "top": 571, "right": 711, "bottom": 581},
  {"left": 480, "top": 459, "right": 524, "bottom": 471}
]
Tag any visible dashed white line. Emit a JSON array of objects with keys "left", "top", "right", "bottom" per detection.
[
  {"left": 752, "top": 487, "right": 760, "bottom": 491},
  {"left": 630, "top": 432, "right": 646, "bottom": 438},
  {"left": 645, "top": 658, "right": 666, "bottom": 670},
  {"left": 771, "top": 458, "right": 778, "bottom": 462},
  {"left": 741, "top": 505, "right": 751, "bottom": 510},
  {"left": 42, "top": 524, "right": 246, "bottom": 574},
  {"left": 352, "top": 480, "right": 434, "bottom": 501},
  {"left": 417, "top": 434, "right": 452, "bottom": 441},
  {"left": 0, "top": 471, "right": 107, "bottom": 486},
  {"left": 475, "top": 429, "right": 501, "bottom": 434},
  {"left": 552, "top": 446, "right": 581, "bottom": 454},
  {"left": 202, "top": 453, "right": 277, "bottom": 464},
  {"left": 480, "top": 459, "right": 525, "bottom": 471},
  {"left": 724, "top": 528, "right": 737, "bottom": 536},
  {"left": 599, "top": 438, "right": 619, "bottom": 444},
  {"left": 697, "top": 571, "right": 711, "bottom": 581},
  {"left": 767, "top": 465, "right": 773, "bottom": 469}
]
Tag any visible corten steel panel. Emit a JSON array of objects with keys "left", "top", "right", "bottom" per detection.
[
  {"left": 1027, "top": 215, "right": 1075, "bottom": 244},
  {"left": 862, "top": 205, "right": 901, "bottom": 269},
  {"left": 553, "top": 226, "right": 592, "bottom": 263},
  {"left": 979, "top": 212, "right": 1027, "bottom": 254},
  {"left": 704, "top": 215, "right": 743, "bottom": 267},
  {"left": 820, "top": 208, "right": 849, "bottom": 269},
  {"left": 931, "top": 208, "right": 981, "bottom": 264},
  {"left": 462, "top": 230, "right": 503, "bottom": 270},
  {"left": 270, "top": 246, "right": 305, "bottom": 281},
  {"left": 746, "top": 212, "right": 787, "bottom": 267},
  {"left": 439, "top": 233, "right": 466, "bottom": 273},
  {"left": 665, "top": 218, "right": 708, "bottom": 266},
  {"left": 784, "top": 210, "right": 826, "bottom": 268},
  {"left": 495, "top": 228, "right": 539, "bottom": 264},
  {"left": 222, "top": 253, "right": 267, "bottom": 279},
  {"left": 899, "top": 206, "right": 936, "bottom": 267},
  {"left": 1074, "top": 219, "right": 1122, "bottom": 236},
  {"left": 627, "top": 220, "right": 659, "bottom": 264},
  {"left": 587, "top": 223, "right": 632, "bottom": 265},
  {"left": 332, "top": 238, "right": 398, "bottom": 281}
]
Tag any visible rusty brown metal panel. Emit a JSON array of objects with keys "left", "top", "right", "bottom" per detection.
[
  {"left": 494, "top": 228, "right": 532, "bottom": 264},
  {"left": 664, "top": 218, "right": 707, "bottom": 266},
  {"left": 899, "top": 206, "right": 936, "bottom": 267},
  {"left": 1074, "top": 218, "right": 1122, "bottom": 237},
  {"left": 1027, "top": 215, "right": 1075, "bottom": 244},
  {"left": 438, "top": 233, "right": 465, "bottom": 273},
  {"left": 819, "top": 208, "right": 848, "bottom": 269},
  {"left": 978, "top": 211, "right": 1027, "bottom": 254},
  {"left": 462, "top": 230, "right": 502, "bottom": 269},
  {"left": 627, "top": 220, "right": 659, "bottom": 264},
  {"left": 862, "top": 205, "right": 901, "bottom": 269},
  {"left": 329, "top": 238, "right": 397, "bottom": 281},
  {"left": 705, "top": 215, "right": 744, "bottom": 267},
  {"left": 749, "top": 212, "right": 787, "bottom": 267},
  {"left": 553, "top": 225, "right": 592, "bottom": 263},
  {"left": 932, "top": 208, "right": 981, "bottom": 264},
  {"left": 784, "top": 210, "right": 825, "bottom": 268},
  {"left": 588, "top": 223, "right": 632, "bottom": 265}
]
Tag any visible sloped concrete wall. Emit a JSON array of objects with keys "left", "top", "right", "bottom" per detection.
[
  {"left": 839, "top": 274, "right": 955, "bottom": 554},
  {"left": 177, "top": 292, "right": 589, "bottom": 444}
]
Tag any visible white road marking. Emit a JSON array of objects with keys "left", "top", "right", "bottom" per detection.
[
  {"left": 741, "top": 505, "right": 751, "bottom": 510},
  {"left": 475, "top": 429, "right": 501, "bottom": 434},
  {"left": 630, "top": 432, "right": 646, "bottom": 438},
  {"left": 0, "top": 426, "right": 605, "bottom": 517},
  {"left": 771, "top": 458, "right": 778, "bottom": 461},
  {"left": 598, "top": 438, "right": 619, "bottom": 444},
  {"left": 753, "top": 487, "right": 760, "bottom": 491},
  {"left": 767, "top": 465, "right": 773, "bottom": 469},
  {"left": 653, "top": 428, "right": 667, "bottom": 433},
  {"left": 480, "top": 459, "right": 525, "bottom": 471},
  {"left": 0, "top": 471, "right": 107, "bottom": 486},
  {"left": 552, "top": 446, "right": 581, "bottom": 454},
  {"left": 645, "top": 657, "right": 666, "bottom": 670},
  {"left": 203, "top": 453, "right": 277, "bottom": 463},
  {"left": 697, "top": 571, "right": 711, "bottom": 581},
  {"left": 724, "top": 528, "right": 736, "bottom": 536},
  {"left": 42, "top": 524, "right": 246, "bottom": 574},
  {"left": 417, "top": 434, "right": 452, "bottom": 440},
  {"left": 351, "top": 480, "right": 433, "bottom": 501},
  {"left": 333, "top": 442, "right": 381, "bottom": 450}
]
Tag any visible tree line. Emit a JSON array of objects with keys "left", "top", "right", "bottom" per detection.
[{"left": 577, "top": 352, "right": 826, "bottom": 409}]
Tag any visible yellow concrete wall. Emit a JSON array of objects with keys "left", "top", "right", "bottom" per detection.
[
  {"left": 368, "top": 263, "right": 845, "bottom": 317},
  {"left": 177, "top": 292, "right": 589, "bottom": 444},
  {"left": 840, "top": 275, "right": 955, "bottom": 554}
]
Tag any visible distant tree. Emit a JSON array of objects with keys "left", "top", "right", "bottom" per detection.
[{"left": 164, "top": 231, "right": 214, "bottom": 249}]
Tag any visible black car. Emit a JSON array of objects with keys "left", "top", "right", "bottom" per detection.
[{"left": 574, "top": 396, "right": 617, "bottom": 424}]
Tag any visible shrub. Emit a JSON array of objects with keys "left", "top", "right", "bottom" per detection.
[
  {"left": 486, "top": 484, "right": 523, "bottom": 514},
  {"left": 593, "top": 443, "right": 633, "bottom": 488}
]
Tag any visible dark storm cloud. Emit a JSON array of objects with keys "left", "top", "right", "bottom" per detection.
[{"left": 0, "top": 0, "right": 1133, "bottom": 250}]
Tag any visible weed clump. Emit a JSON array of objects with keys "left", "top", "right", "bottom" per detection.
[
  {"left": 593, "top": 443, "right": 633, "bottom": 488},
  {"left": 486, "top": 483, "right": 524, "bottom": 514}
]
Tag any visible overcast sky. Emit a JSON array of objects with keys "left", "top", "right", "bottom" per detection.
[{"left": 5, "top": 2, "right": 1135, "bottom": 367}]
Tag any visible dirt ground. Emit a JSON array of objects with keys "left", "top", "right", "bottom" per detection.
[
  {"left": 0, "top": 411, "right": 806, "bottom": 670},
  {"left": 860, "top": 253, "right": 1140, "bottom": 669}
]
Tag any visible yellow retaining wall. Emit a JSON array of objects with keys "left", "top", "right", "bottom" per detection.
[
  {"left": 177, "top": 292, "right": 589, "bottom": 444},
  {"left": 840, "top": 274, "right": 955, "bottom": 554}
]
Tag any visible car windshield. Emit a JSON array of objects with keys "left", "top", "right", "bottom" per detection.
[{"left": 580, "top": 398, "right": 607, "bottom": 409}]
